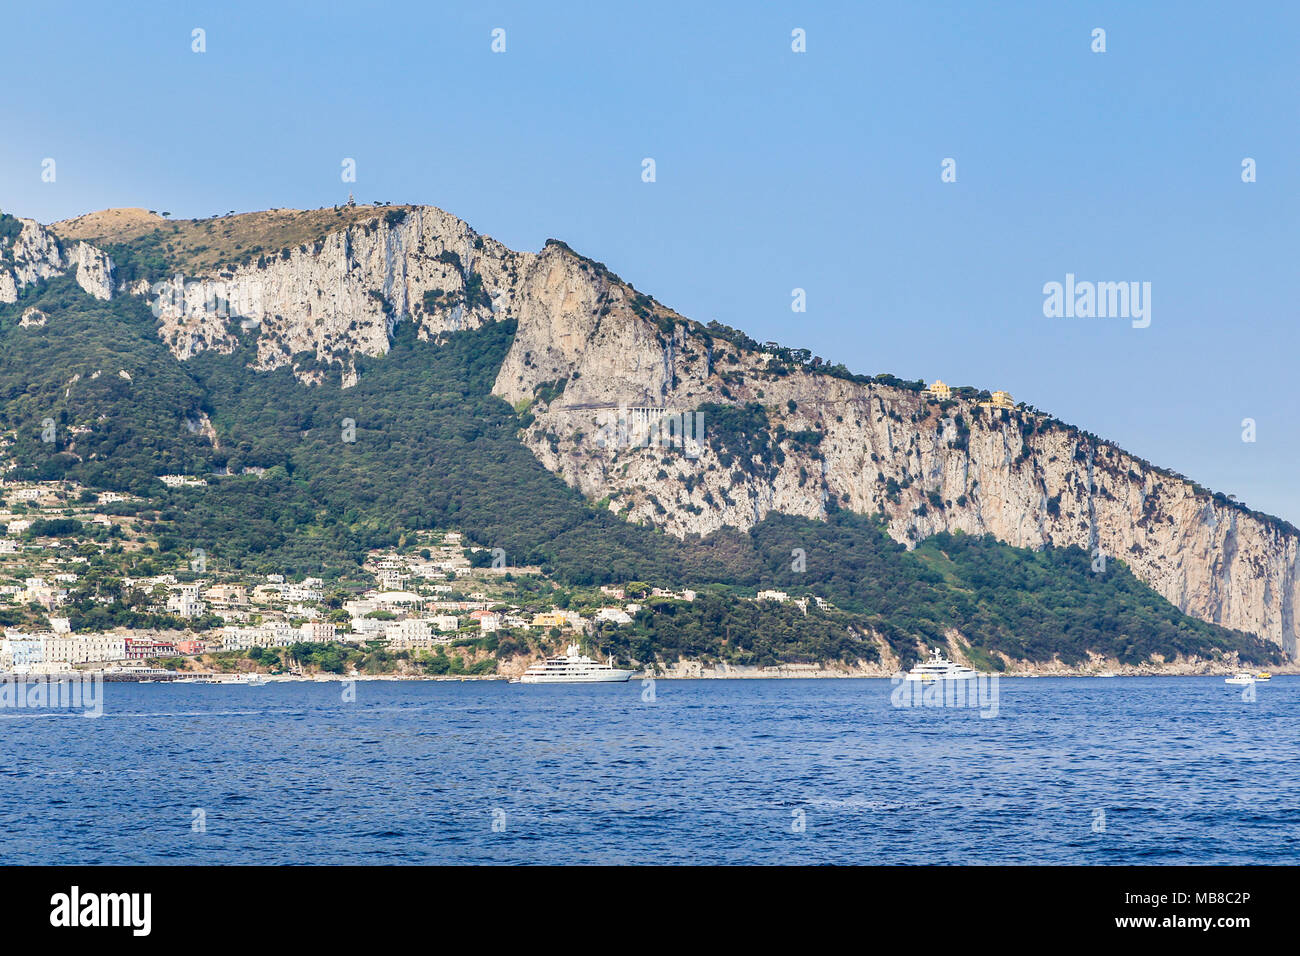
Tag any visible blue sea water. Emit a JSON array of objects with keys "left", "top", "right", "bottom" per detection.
[{"left": 1, "top": 677, "right": 1296, "bottom": 865}]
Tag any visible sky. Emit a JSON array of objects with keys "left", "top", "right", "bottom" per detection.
[{"left": 2, "top": 1, "right": 1297, "bottom": 521}]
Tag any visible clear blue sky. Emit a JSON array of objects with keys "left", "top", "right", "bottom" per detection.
[{"left": 2, "top": 1, "right": 1297, "bottom": 521}]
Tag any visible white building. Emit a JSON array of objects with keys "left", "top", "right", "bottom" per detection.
[
  {"left": 158, "top": 475, "right": 206, "bottom": 488},
  {"left": 283, "top": 579, "right": 324, "bottom": 602},
  {"left": 386, "top": 619, "right": 436, "bottom": 650},
  {"left": 220, "top": 621, "right": 298, "bottom": 651},
  {"left": 431, "top": 615, "right": 459, "bottom": 633},
  {"left": 349, "top": 616, "right": 387, "bottom": 637},
  {"left": 377, "top": 569, "right": 407, "bottom": 591},
  {"left": 1, "top": 631, "right": 46, "bottom": 668},
  {"left": 43, "top": 634, "right": 126, "bottom": 664},
  {"left": 595, "top": 607, "right": 633, "bottom": 625},
  {"left": 167, "top": 593, "right": 207, "bottom": 619},
  {"left": 265, "top": 621, "right": 296, "bottom": 644},
  {"left": 757, "top": 590, "right": 789, "bottom": 603},
  {"left": 220, "top": 628, "right": 260, "bottom": 651},
  {"left": 386, "top": 618, "right": 430, "bottom": 642}
]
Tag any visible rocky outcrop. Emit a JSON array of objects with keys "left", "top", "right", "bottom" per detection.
[
  {"left": 40, "top": 203, "right": 1297, "bottom": 657},
  {"left": 144, "top": 207, "right": 512, "bottom": 378},
  {"left": 0, "top": 218, "right": 114, "bottom": 302},
  {"left": 70, "top": 241, "right": 115, "bottom": 299}
]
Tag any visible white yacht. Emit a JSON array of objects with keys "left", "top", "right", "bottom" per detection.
[
  {"left": 901, "top": 647, "right": 980, "bottom": 682},
  {"left": 1224, "top": 673, "right": 1256, "bottom": 686},
  {"left": 518, "top": 644, "right": 634, "bottom": 684}
]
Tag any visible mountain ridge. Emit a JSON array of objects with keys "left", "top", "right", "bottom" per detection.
[{"left": 3, "top": 203, "right": 1297, "bottom": 657}]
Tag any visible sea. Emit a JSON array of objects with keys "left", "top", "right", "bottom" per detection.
[{"left": 2, "top": 676, "right": 1296, "bottom": 865}]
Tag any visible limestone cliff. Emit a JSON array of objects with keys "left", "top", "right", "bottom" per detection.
[
  {"left": 31, "top": 203, "right": 1300, "bottom": 657},
  {"left": 0, "top": 217, "right": 114, "bottom": 302},
  {"left": 506, "top": 289, "right": 1300, "bottom": 658}
]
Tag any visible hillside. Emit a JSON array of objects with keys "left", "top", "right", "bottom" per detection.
[{"left": 0, "top": 202, "right": 1295, "bottom": 666}]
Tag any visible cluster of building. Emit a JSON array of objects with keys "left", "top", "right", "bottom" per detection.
[
  {"left": 0, "top": 630, "right": 207, "bottom": 673},
  {"left": 218, "top": 620, "right": 336, "bottom": 650},
  {"left": 0, "top": 480, "right": 843, "bottom": 673},
  {"left": 157, "top": 475, "right": 207, "bottom": 488},
  {"left": 923, "top": 380, "right": 1016, "bottom": 411},
  {"left": 755, "top": 590, "right": 829, "bottom": 614}
]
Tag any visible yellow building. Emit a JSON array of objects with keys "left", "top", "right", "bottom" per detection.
[
  {"left": 979, "top": 390, "right": 1015, "bottom": 411},
  {"left": 532, "top": 612, "right": 568, "bottom": 629},
  {"left": 924, "top": 379, "right": 952, "bottom": 400}
]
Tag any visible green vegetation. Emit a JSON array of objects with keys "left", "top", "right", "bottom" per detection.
[
  {"left": 697, "top": 401, "right": 778, "bottom": 477},
  {"left": 0, "top": 212, "right": 23, "bottom": 256},
  {"left": 0, "top": 278, "right": 215, "bottom": 490},
  {"left": 743, "top": 511, "right": 1277, "bottom": 666},
  {"left": 594, "top": 592, "right": 877, "bottom": 668},
  {"left": 229, "top": 641, "right": 495, "bottom": 676},
  {"left": 24, "top": 517, "right": 84, "bottom": 537}
]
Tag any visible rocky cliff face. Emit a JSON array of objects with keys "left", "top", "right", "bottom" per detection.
[
  {"left": 27, "top": 204, "right": 1300, "bottom": 657},
  {"left": 0, "top": 218, "right": 114, "bottom": 302},
  {"left": 507, "top": 304, "right": 1300, "bottom": 658},
  {"left": 137, "top": 207, "right": 641, "bottom": 393}
]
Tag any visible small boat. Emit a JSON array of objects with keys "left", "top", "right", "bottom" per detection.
[
  {"left": 1225, "top": 673, "right": 1256, "bottom": 685},
  {"left": 518, "top": 644, "right": 634, "bottom": 684},
  {"left": 900, "top": 647, "right": 979, "bottom": 682},
  {"left": 1095, "top": 671, "right": 1118, "bottom": 678},
  {"left": 1256, "top": 672, "right": 1272, "bottom": 681}
]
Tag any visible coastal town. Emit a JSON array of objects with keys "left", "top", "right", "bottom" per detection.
[{"left": 0, "top": 477, "right": 817, "bottom": 680}]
